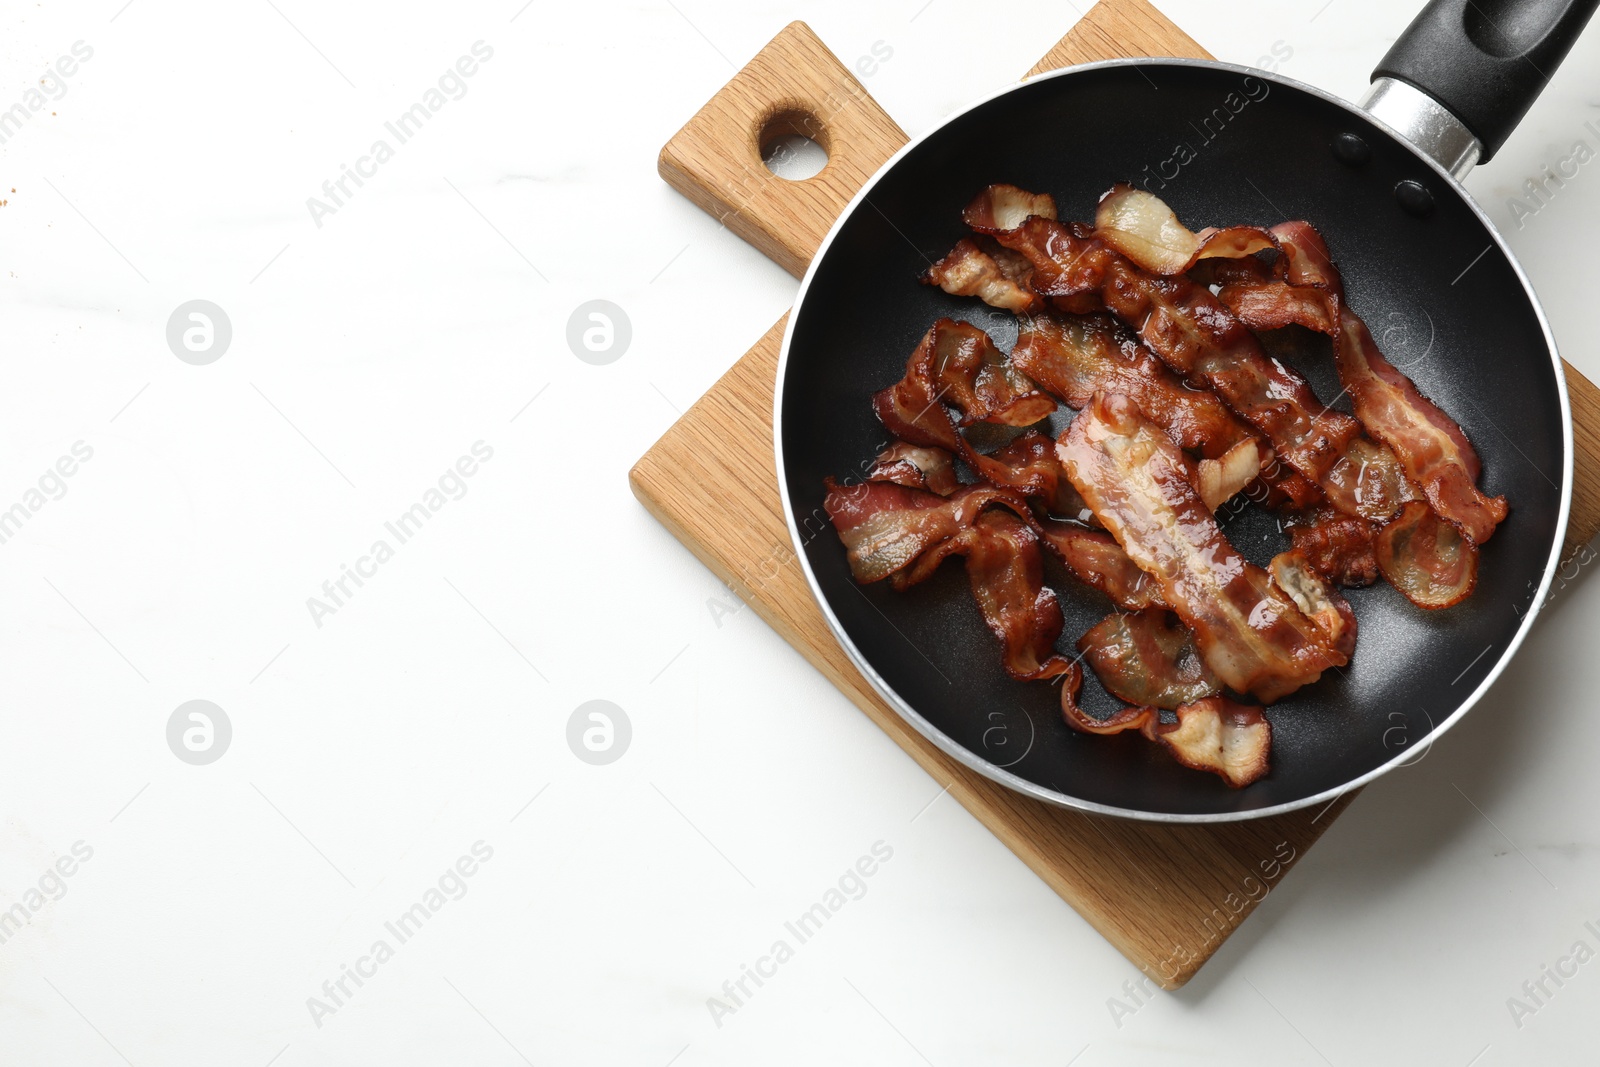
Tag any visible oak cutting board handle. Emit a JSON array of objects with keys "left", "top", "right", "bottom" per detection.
[
  {"left": 656, "top": 2, "right": 1208, "bottom": 279},
  {"left": 657, "top": 22, "right": 910, "bottom": 278}
]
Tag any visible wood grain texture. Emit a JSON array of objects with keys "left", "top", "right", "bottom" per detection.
[
  {"left": 1564, "top": 362, "right": 1600, "bottom": 555},
  {"left": 1026, "top": 0, "right": 1208, "bottom": 75},
  {"left": 657, "top": 21, "right": 908, "bottom": 278},
  {"left": 635, "top": 0, "right": 1600, "bottom": 986}
]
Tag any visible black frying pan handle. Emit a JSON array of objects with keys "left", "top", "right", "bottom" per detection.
[{"left": 1373, "top": 0, "right": 1600, "bottom": 162}]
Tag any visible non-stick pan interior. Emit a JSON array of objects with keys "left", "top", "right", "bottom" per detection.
[{"left": 780, "top": 61, "right": 1568, "bottom": 819}]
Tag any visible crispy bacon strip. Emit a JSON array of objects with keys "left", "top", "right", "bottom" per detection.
[
  {"left": 873, "top": 371, "right": 963, "bottom": 453},
  {"left": 1057, "top": 393, "right": 1345, "bottom": 702},
  {"left": 1078, "top": 609, "right": 1220, "bottom": 708},
  {"left": 867, "top": 442, "right": 960, "bottom": 496},
  {"left": 944, "top": 427, "right": 1172, "bottom": 612},
  {"left": 923, "top": 238, "right": 1044, "bottom": 314},
  {"left": 1240, "top": 275, "right": 1486, "bottom": 604},
  {"left": 1374, "top": 500, "right": 1479, "bottom": 609},
  {"left": 1036, "top": 519, "right": 1166, "bottom": 611},
  {"left": 872, "top": 323, "right": 1037, "bottom": 460},
  {"left": 933, "top": 318, "right": 1056, "bottom": 427},
  {"left": 962, "top": 512, "right": 1076, "bottom": 680},
  {"left": 1013, "top": 312, "right": 1249, "bottom": 457},
  {"left": 1058, "top": 666, "right": 1272, "bottom": 788},
  {"left": 989, "top": 199, "right": 1413, "bottom": 523},
  {"left": 1208, "top": 230, "right": 1507, "bottom": 544},
  {"left": 1158, "top": 699, "right": 1273, "bottom": 787},
  {"left": 873, "top": 318, "right": 1054, "bottom": 432},
  {"left": 962, "top": 183, "right": 1058, "bottom": 232},
  {"left": 1095, "top": 184, "right": 1274, "bottom": 274},
  {"left": 822, "top": 478, "right": 1029, "bottom": 584},
  {"left": 1197, "top": 439, "right": 1262, "bottom": 514},
  {"left": 895, "top": 510, "right": 1075, "bottom": 680},
  {"left": 1270, "top": 550, "right": 1358, "bottom": 659},
  {"left": 976, "top": 430, "right": 1089, "bottom": 517},
  {"left": 1288, "top": 507, "right": 1379, "bottom": 587},
  {"left": 826, "top": 468, "right": 1161, "bottom": 616},
  {"left": 1208, "top": 223, "right": 1343, "bottom": 332},
  {"left": 1334, "top": 309, "right": 1507, "bottom": 544},
  {"left": 865, "top": 427, "right": 1162, "bottom": 611},
  {"left": 1012, "top": 312, "right": 1318, "bottom": 509},
  {"left": 1217, "top": 279, "right": 1336, "bottom": 333},
  {"left": 1269, "top": 220, "right": 1343, "bottom": 287},
  {"left": 862, "top": 336, "right": 1171, "bottom": 609},
  {"left": 1097, "top": 187, "right": 1334, "bottom": 289},
  {"left": 1318, "top": 437, "right": 1418, "bottom": 527}
]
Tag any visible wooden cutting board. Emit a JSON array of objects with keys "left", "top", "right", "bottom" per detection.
[{"left": 631, "top": 0, "right": 1600, "bottom": 988}]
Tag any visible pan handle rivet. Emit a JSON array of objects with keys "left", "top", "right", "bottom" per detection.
[
  {"left": 1395, "top": 179, "right": 1435, "bottom": 217},
  {"left": 1332, "top": 132, "right": 1371, "bottom": 166}
]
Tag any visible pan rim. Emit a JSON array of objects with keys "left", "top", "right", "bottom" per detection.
[{"left": 773, "top": 55, "right": 1575, "bottom": 823}]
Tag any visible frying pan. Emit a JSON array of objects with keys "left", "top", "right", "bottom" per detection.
[{"left": 776, "top": 0, "right": 1596, "bottom": 820}]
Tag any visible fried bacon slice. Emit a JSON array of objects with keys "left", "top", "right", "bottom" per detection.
[
  {"left": 1110, "top": 192, "right": 1507, "bottom": 546},
  {"left": 866, "top": 442, "right": 960, "bottom": 496},
  {"left": 1269, "top": 220, "right": 1343, "bottom": 287},
  {"left": 863, "top": 421, "right": 1092, "bottom": 523},
  {"left": 895, "top": 435, "right": 1157, "bottom": 607},
  {"left": 1334, "top": 309, "right": 1507, "bottom": 544},
  {"left": 1057, "top": 393, "right": 1345, "bottom": 702},
  {"left": 1078, "top": 608, "right": 1220, "bottom": 708},
  {"left": 873, "top": 318, "right": 1054, "bottom": 433},
  {"left": 924, "top": 428, "right": 1169, "bottom": 613},
  {"left": 962, "top": 183, "right": 1058, "bottom": 232},
  {"left": 1222, "top": 290, "right": 1506, "bottom": 546},
  {"left": 1374, "top": 500, "right": 1479, "bottom": 609},
  {"left": 1197, "top": 439, "right": 1262, "bottom": 514},
  {"left": 959, "top": 511, "right": 1076, "bottom": 680},
  {"left": 1013, "top": 312, "right": 1249, "bottom": 458},
  {"left": 1035, "top": 519, "right": 1166, "bottom": 612},
  {"left": 872, "top": 323, "right": 1037, "bottom": 457},
  {"left": 1095, "top": 184, "right": 1274, "bottom": 275},
  {"left": 1150, "top": 699, "right": 1272, "bottom": 788},
  {"left": 826, "top": 467, "right": 1160, "bottom": 615},
  {"left": 873, "top": 373, "right": 963, "bottom": 453},
  {"left": 1011, "top": 311, "right": 1321, "bottom": 510},
  {"left": 894, "top": 510, "right": 1075, "bottom": 680},
  {"left": 1318, "top": 437, "right": 1419, "bottom": 525},
  {"left": 1288, "top": 507, "right": 1379, "bottom": 587},
  {"left": 822, "top": 478, "right": 1029, "bottom": 584},
  {"left": 1097, "top": 187, "right": 1334, "bottom": 287},
  {"left": 1058, "top": 665, "right": 1272, "bottom": 788},
  {"left": 1217, "top": 278, "right": 1337, "bottom": 334},
  {"left": 932, "top": 318, "right": 1056, "bottom": 427},
  {"left": 975, "top": 430, "right": 1089, "bottom": 517},
  {"left": 923, "top": 238, "right": 1045, "bottom": 314},
  {"left": 1212, "top": 264, "right": 1506, "bottom": 544},
  {"left": 987, "top": 192, "right": 1424, "bottom": 524},
  {"left": 871, "top": 386, "right": 1092, "bottom": 524},
  {"left": 1270, "top": 550, "right": 1358, "bottom": 659},
  {"left": 1205, "top": 220, "right": 1345, "bottom": 332}
]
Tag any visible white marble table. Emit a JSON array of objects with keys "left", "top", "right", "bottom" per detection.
[{"left": 2, "top": 0, "right": 1597, "bottom": 1062}]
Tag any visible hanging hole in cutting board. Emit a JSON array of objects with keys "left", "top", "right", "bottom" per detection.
[{"left": 759, "top": 108, "right": 829, "bottom": 180}]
